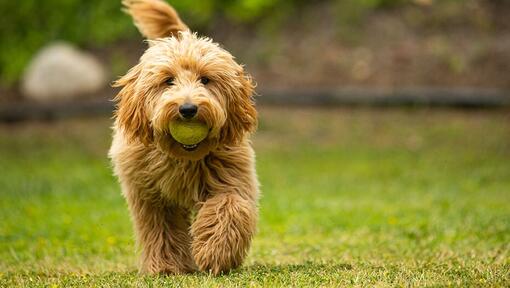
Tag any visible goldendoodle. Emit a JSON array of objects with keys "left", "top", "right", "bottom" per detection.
[{"left": 109, "top": 0, "right": 259, "bottom": 275}]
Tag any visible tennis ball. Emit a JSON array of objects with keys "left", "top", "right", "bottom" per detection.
[{"left": 169, "top": 120, "right": 209, "bottom": 145}]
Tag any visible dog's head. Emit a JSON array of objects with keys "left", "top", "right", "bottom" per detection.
[{"left": 113, "top": 0, "right": 257, "bottom": 160}]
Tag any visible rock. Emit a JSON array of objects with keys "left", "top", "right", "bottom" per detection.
[{"left": 21, "top": 42, "right": 107, "bottom": 101}]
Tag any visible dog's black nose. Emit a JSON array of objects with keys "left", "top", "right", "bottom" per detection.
[{"left": 179, "top": 103, "right": 198, "bottom": 119}]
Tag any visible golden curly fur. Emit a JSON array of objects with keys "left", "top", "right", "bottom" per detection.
[{"left": 109, "top": 0, "right": 259, "bottom": 275}]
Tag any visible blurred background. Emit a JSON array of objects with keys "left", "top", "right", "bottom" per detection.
[
  {"left": 1, "top": 0, "right": 509, "bottom": 286},
  {"left": 1, "top": 0, "right": 509, "bottom": 102}
]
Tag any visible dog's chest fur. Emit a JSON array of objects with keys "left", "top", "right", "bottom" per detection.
[
  {"left": 146, "top": 153, "right": 208, "bottom": 208},
  {"left": 110, "top": 133, "right": 209, "bottom": 208},
  {"left": 110, "top": 132, "right": 257, "bottom": 209}
]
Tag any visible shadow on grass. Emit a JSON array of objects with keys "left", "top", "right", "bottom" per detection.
[
  {"left": 2, "top": 261, "right": 353, "bottom": 280},
  {"left": 232, "top": 262, "right": 353, "bottom": 275},
  {"left": 2, "top": 262, "right": 357, "bottom": 287}
]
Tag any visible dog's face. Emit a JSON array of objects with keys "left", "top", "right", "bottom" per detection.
[{"left": 114, "top": 2, "right": 256, "bottom": 160}]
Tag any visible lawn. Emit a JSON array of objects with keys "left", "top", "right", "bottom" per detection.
[{"left": 0, "top": 107, "right": 509, "bottom": 287}]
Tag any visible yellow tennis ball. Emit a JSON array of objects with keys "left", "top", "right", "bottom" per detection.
[{"left": 169, "top": 120, "right": 209, "bottom": 145}]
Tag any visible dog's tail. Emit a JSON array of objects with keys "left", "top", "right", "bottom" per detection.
[{"left": 122, "top": 0, "right": 188, "bottom": 39}]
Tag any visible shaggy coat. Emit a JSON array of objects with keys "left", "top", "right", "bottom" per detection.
[{"left": 109, "top": 0, "right": 259, "bottom": 275}]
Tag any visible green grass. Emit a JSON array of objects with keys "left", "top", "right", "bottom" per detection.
[{"left": 0, "top": 108, "right": 509, "bottom": 287}]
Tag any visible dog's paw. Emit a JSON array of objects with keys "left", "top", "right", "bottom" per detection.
[
  {"left": 192, "top": 241, "right": 239, "bottom": 275},
  {"left": 140, "top": 256, "right": 197, "bottom": 275}
]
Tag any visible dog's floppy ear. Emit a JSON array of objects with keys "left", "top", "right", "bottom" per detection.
[
  {"left": 113, "top": 64, "right": 153, "bottom": 145},
  {"left": 221, "top": 74, "right": 258, "bottom": 144},
  {"left": 123, "top": 0, "right": 188, "bottom": 39}
]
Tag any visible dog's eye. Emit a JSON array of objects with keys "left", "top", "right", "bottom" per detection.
[
  {"left": 200, "top": 76, "right": 210, "bottom": 85},
  {"left": 165, "top": 77, "right": 175, "bottom": 86}
]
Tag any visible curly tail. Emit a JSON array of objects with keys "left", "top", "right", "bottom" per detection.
[{"left": 122, "top": 0, "right": 188, "bottom": 39}]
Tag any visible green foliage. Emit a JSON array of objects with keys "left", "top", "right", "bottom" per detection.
[
  {"left": 333, "top": 0, "right": 407, "bottom": 40},
  {"left": 0, "top": 0, "right": 414, "bottom": 86},
  {"left": 0, "top": 0, "right": 136, "bottom": 85},
  {"left": 0, "top": 109, "right": 509, "bottom": 286},
  {"left": 0, "top": 0, "right": 480, "bottom": 85}
]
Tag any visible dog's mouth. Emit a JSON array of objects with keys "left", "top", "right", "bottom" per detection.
[{"left": 182, "top": 143, "right": 199, "bottom": 151}]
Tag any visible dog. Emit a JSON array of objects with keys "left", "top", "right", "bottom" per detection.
[{"left": 108, "top": 0, "right": 259, "bottom": 275}]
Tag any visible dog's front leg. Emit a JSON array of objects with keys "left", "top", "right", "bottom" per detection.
[
  {"left": 191, "top": 192, "right": 257, "bottom": 275},
  {"left": 124, "top": 189, "right": 196, "bottom": 274}
]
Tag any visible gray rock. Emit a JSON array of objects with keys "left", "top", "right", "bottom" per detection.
[{"left": 22, "top": 42, "right": 107, "bottom": 101}]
